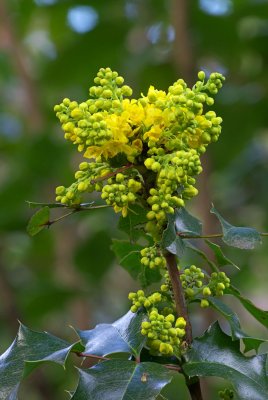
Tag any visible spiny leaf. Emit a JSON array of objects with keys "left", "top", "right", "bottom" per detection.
[
  {"left": 228, "top": 286, "right": 268, "bottom": 329},
  {"left": 111, "top": 239, "right": 143, "bottom": 280},
  {"left": 74, "top": 311, "right": 146, "bottom": 358},
  {"left": 118, "top": 204, "right": 148, "bottom": 241},
  {"left": 205, "top": 240, "right": 239, "bottom": 270},
  {"left": 208, "top": 297, "right": 267, "bottom": 352},
  {"left": 161, "top": 213, "right": 176, "bottom": 249},
  {"left": 211, "top": 205, "right": 262, "bottom": 249},
  {"left": 111, "top": 240, "right": 161, "bottom": 287},
  {"left": 161, "top": 213, "right": 185, "bottom": 258},
  {"left": 175, "top": 208, "right": 202, "bottom": 237},
  {"left": 184, "top": 322, "right": 268, "bottom": 400},
  {"left": 71, "top": 360, "right": 173, "bottom": 400},
  {"left": 26, "top": 206, "right": 50, "bottom": 236},
  {"left": 0, "top": 323, "right": 80, "bottom": 399}
]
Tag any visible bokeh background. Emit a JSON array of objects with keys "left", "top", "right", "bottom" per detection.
[{"left": 1, "top": 0, "right": 268, "bottom": 398}]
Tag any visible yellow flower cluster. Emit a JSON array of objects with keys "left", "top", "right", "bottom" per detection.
[{"left": 54, "top": 67, "right": 224, "bottom": 224}]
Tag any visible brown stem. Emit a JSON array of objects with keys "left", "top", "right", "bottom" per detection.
[
  {"left": 90, "top": 164, "right": 134, "bottom": 185},
  {"left": 165, "top": 252, "right": 204, "bottom": 400},
  {"left": 187, "top": 380, "right": 203, "bottom": 400},
  {"left": 164, "top": 252, "right": 192, "bottom": 344}
]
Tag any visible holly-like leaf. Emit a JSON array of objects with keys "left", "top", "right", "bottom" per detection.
[
  {"left": 71, "top": 360, "right": 173, "bottom": 400},
  {"left": 111, "top": 240, "right": 143, "bottom": 280},
  {"left": 75, "top": 311, "right": 146, "bottom": 358},
  {"left": 26, "top": 206, "right": 50, "bottom": 236},
  {"left": 111, "top": 240, "right": 161, "bottom": 287},
  {"left": 166, "top": 237, "right": 185, "bottom": 258},
  {"left": 208, "top": 297, "right": 267, "bottom": 352},
  {"left": 184, "top": 322, "right": 268, "bottom": 400},
  {"left": 0, "top": 323, "right": 80, "bottom": 399},
  {"left": 118, "top": 204, "right": 148, "bottom": 241},
  {"left": 113, "top": 311, "right": 147, "bottom": 357},
  {"left": 228, "top": 286, "right": 268, "bottom": 329},
  {"left": 161, "top": 214, "right": 185, "bottom": 258},
  {"left": 175, "top": 208, "right": 202, "bottom": 237},
  {"left": 161, "top": 213, "right": 176, "bottom": 249},
  {"left": 211, "top": 205, "right": 262, "bottom": 249},
  {"left": 138, "top": 264, "right": 162, "bottom": 289},
  {"left": 205, "top": 240, "right": 239, "bottom": 270}
]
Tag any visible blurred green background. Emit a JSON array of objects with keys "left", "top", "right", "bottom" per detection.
[{"left": 1, "top": 0, "right": 268, "bottom": 398}]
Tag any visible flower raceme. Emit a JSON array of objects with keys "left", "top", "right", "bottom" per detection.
[
  {"left": 54, "top": 67, "right": 224, "bottom": 227},
  {"left": 54, "top": 67, "right": 226, "bottom": 356}
]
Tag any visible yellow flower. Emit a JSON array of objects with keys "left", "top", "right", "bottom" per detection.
[
  {"left": 84, "top": 137, "right": 142, "bottom": 161},
  {"left": 105, "top": 114, "right": 131, "bottom": 142},
  {"left": 144, "top": 104, "right": 164, "bottom": 127},
  {"left": 143, "top": 125, "right": 163, "bottom": 142},
  {"left": 122, "top": 99, "right": 145, "bottom": 127}
]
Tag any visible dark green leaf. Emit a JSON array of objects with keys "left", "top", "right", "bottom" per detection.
[
  {"left": 208, "top": 297, "right": 266, "bottom": 352},
  {"left": 205, "top": 240, "right": 239, "bottom": 270},
  {"left": 71, "top": 360, "right": 173, "bottom": 400},
  {"left": 161, "top": 214, "right": 176, "bottom": 249},
  {"left": 113, "top": 311, "right": 146, "bottom": 357},
  {"left": 75, "top": 311, "right": 146, "bottom": 358},
  {"left": 228, "top": 286, "right": 268, "bottom": 329},
  {"left": 138, "top": 265, "right": 162, "bottom": 289},
  {"left": 166, "top": 237, "right": 185, "bottom": 258},
  {"left": 0, "top": 323, "right": 79, "bottom": 399},
  {"left": 26, "top": 206, "right": 50, "bottom": 236},
  {"left": 112, "top": 240, "right": 161, "bottom": 287},
  {"left": 210, "top": 206, "right": 262, "bottom": 249},
  {"left": 111, "top": 239, "right": 143, "bottom": 280},
  {"left": 184, "top": 322, "right": 268, "bottom": 400},
  {"left": 175, "top": 208, "right": 202, "bottom": 237},
  {"left": 161, "top": 214, "right": 185, "bottom": 258},
  {"left": 118, "top": 204, "right": 148, "bottom": 241}
]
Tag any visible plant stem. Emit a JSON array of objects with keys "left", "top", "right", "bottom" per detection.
[
  {"left": 90, "top": 163, "right": 133, "bottom": 185},
  {"left": 187, "top": 380, "right": 203, "bottom": 400},
  {"left": 164, "top": 252, "right": 203, "bottom": 400},
  {"left": 178, "top": 232, "right": 268, "bottom": 239},
  {"left": 164, "top": 252, "right": 192, "bottom": 343},
  {"left": 177, "top": 232, "right": 223, "bottom": 239}
]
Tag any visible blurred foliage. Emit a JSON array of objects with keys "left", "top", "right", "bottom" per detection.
[{"left": 0, "top": 0, "right": 268, "bottom": 398}]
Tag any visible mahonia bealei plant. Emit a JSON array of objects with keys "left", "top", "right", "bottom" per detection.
[{"left": 54, "top": 67, "right": 226, "bottom": 357}]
